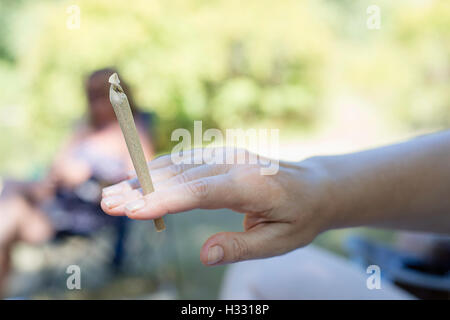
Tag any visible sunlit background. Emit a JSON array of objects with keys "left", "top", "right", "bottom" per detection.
[{"left": 0, "top": 0, "right": 449, "bottom": 299}]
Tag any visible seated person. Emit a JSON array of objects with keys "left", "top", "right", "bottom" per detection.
[{"left": 0, "top": 68, "right": 154, "bottom": 295}]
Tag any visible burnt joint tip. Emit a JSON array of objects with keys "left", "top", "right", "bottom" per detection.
[{"left": 111, "top": 84, "right": 124, "bottom": 93}]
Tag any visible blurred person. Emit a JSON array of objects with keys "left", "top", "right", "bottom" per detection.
[
  {"left": 0, "top": 68, "right": 154, "bottom": 295},
  {"left": 101, "top": 131, "right": 450, "bottom": 299}
]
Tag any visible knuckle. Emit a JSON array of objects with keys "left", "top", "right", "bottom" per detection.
[
  {"left": 236, "top": 148, "right": 249, "bottom": 159},
  {"left": 231, "top": 237, "right": 250, "bottom": 261},
  {"left": 174, "top": 172, "right": 189, "bottom": 185},
  {"left": 185, "top": 179, "right": 209, "bottom": 199},
  {"left": 168, "top": 164, "right": 183, "bottom": 176}
]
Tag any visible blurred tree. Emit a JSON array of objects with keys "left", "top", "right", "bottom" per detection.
[{"left": 0, "top": 0, "right": 448, "bottom": 177}]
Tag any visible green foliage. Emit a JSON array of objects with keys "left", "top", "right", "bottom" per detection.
[{"left": 0, "top": 0, "right": 449, "bottom": 176}]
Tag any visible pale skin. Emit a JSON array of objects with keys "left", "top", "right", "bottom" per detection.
[{"left": 101, "top": 130, "right": 450, "bottom": 266}]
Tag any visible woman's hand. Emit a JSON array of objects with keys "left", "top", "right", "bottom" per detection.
[
  {"left": 101, "top": 148, "right": 330, "bottom": 266},
  {"left": 49, "top": 157, "right": 92, "bottom": 189},
  {"left": 25, "top": 178, "right": 56, "bottom": 204}
]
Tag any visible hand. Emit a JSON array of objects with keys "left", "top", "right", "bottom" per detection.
[
  {"left": 101, "top": 148, "right": 330, "bottom": 265},
  {"left": 50, "top": 157, "right": 92, "bottom": 189},
  {"left": 25, "top": 178, "right": 56, "bottom": 204}
]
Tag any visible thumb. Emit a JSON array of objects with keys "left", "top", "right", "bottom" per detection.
[{"left": 200, "top": 225, "right": 287, "bottom": 265}]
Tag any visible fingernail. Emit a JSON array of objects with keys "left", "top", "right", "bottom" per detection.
[
  {"left": 125, "top": 199, "right": 146, "bottom": 212},
  {"left": 102, "top": 184, "right": 122, "bottom": 196},
  {"left": 207, "top": 245, "right": 224, "bottom": 265},
  {"left": 103, "top": 195, "right": 124, "bottom": 208}
]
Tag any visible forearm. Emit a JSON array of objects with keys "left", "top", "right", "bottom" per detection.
[{"left": 316, "top": 130, "right": 450, "bottom": 233}]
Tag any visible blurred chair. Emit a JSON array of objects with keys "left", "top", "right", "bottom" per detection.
[{"left": 345, "top": 235, "right": 450, "bottom": 299}]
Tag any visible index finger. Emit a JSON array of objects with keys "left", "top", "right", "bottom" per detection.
[{"left": 123, "top": 174, "right": 243, "bottom": 220}]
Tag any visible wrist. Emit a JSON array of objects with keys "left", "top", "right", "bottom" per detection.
[{"left": 296, "top": 155, "right": 340, "bottom": 233}]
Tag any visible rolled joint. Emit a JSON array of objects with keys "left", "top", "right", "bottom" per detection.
[
  {"left": 108, "top": 72, "right": 120, "bottom": 85},
  {"left": 108, "top": 73, "right": 124, "bottom": 93}
]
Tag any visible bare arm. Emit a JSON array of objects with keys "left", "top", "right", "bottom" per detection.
[
  {"left": 101, "top": 130, "right": 450, "bottom": 265},
  {"left": 317, "top": 130, "right": 450, "bottom": 233}
]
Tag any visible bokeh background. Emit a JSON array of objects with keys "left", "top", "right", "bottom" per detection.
[{"left": 0, "top": 0, "right": 449, "bottom": 299}]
